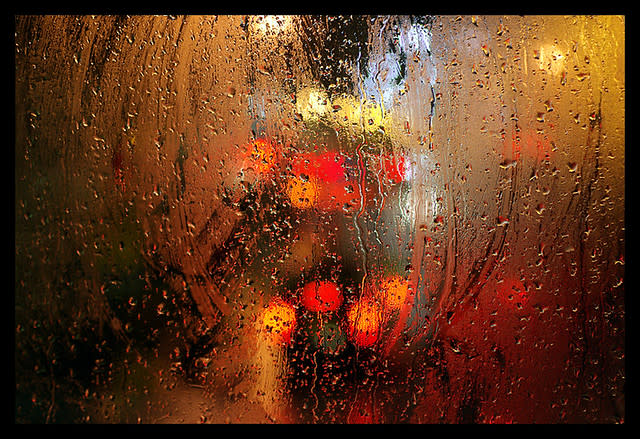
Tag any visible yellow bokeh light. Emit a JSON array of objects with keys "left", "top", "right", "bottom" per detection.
[
  {"left": 294, "top": 86, "right": 392, "bottom": 134},
  {"left": 262, "top": 298, "right": 297, "bottom": 344},
  {"left": 252, "top": 15, "right": 293, "bottom": 35},
  {"left": 535, "top": 44, "right": 566, "bottom": 76}
]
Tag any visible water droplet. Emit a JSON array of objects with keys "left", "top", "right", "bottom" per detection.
[
  {"left": 405, "top": 264, "right": 413, "bottom": 273},
  {"left": 500, "top": 159, "right": 517, "bottom": 169},
  {"left": 576, "top": 72, "right": 590, "bottom": 81}
]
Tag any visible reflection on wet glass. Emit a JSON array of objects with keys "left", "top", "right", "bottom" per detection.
[{"left": 15, "top": 15, "right": 625, "bottom": 423}]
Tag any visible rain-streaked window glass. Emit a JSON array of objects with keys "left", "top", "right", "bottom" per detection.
[{"left": 15, "top": 15, "right": 625, "bottom": 424}]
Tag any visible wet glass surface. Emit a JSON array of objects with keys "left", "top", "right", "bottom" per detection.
[{"left": 14, "top": 15, "right": 625, "bottom": 423}]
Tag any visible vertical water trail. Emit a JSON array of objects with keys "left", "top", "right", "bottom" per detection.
[
  {"left": 348, "top": 49, "right": 370, "bottom": 423},
  {"left": 309, "top": 307, "right": 323, "bottom": 422},
  {"left": 383, "top": 77, "right": 436, "bottom": 356},
  {"left": 254, "top": 333, "right": 289, "bottom": 422},
  {"left": 373, "top": 153, "right": 385, "bottom": 249},
  {"left": 310, "top": 338, "right": 320, "bottom": 422},
  {"left": 353, "top": 47, "right": 370, "bottom": 296},
  {"left": 352, "top": 137, "right": 369, "bottom": 314}
]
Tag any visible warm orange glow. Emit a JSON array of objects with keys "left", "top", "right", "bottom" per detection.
[
  {"left": 287, "top": 151, "right": 356, "bottom": 212},
  {"left": 346, "top": 298, "right": 382, "bottom": 348},
  {"left": 283, "top": 150, "right": 407, "bottom": 212},
  {"left": 316, "top": 180, "right": 360, "bottom": 211},
  {"left": 287, "top": 175, "right": 318, "bottom": 209},
  {"left": 379, "top": 275, "right": 409, "bottom": 311},
  {"left": 507, "top": 131, "right": 555, "bottom": 164},
  {"left": 301, "top": 280, "right": 343, "bottom": 313},
  {"left": 261, "top": 298, "right": 297, "bottom": 344},
  {"left": 247, "top": 138, "right": 279, "bottom": 174}
]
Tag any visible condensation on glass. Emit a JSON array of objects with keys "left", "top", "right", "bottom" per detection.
[{"left": 14, "top": 15, "right": 625, "bottom": 423}]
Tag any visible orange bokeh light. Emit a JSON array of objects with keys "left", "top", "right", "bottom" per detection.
[
  {"left": 287, "top": 175, "right": 318, "bottom": 209},
  {"left": 346, "top": 298, "right": 382, "bottom": 348},
  {"left": 247, "top": 138, "right": 279, "bottom": 174}
]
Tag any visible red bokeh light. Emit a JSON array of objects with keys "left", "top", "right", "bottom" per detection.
[
  {"left": 286, "top": 150, "right": 406, "bottom": 212},
  {"left": 301, "top": 280, "right": 344, "bottom": 313},
  {"left": 381, "top": 154, "right": 406, "bottom": 184},
  {"left": 288, "top": 151, "right": 357, "bottom": 211}
]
